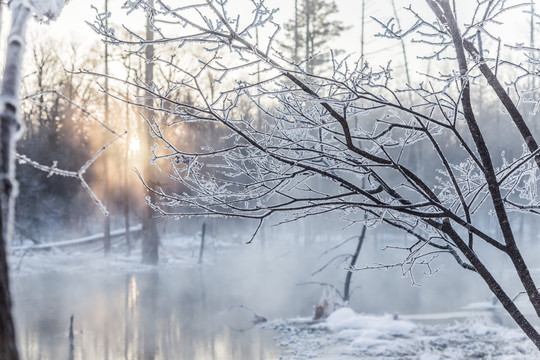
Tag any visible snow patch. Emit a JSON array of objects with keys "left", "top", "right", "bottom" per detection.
[
  {"left": 326, "top": 307, "right": 416, "bottom": 336},
  {"left": 269, "top": 308, "right": 540, "bottom": 359},
  {"left": 468, "top": 322, "right": 499, "bottom": 336}
]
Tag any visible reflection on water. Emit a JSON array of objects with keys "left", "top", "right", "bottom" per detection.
[
  {"left": 11, "top": 238, "right": 513, "bottom": 359},
  {"left": 13, "top": 266, "right": 280, "bottom": 360}
]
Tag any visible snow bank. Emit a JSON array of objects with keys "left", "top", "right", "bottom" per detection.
[
  {"left": 325, "top": 307, "right": 416, "bottom": 354},
  {"left": 327, "top": 307, "right": 416, "bottom": 335},
  {"left": 270, "top": 307, "right": 540, "bottom": 359},
  {"left": 10, "top": 233, "right": 239, "bottom": 277}
]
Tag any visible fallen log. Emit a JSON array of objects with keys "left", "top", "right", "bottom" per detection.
[{"left": 12, "top": 224, "right": 143, "bottom": 251}]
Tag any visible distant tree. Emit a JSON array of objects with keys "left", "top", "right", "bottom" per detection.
[
  {"left": 14, "top": 34, "right": 126, "bottom": 244},
  {"left": 102, "top": 0, "right": 111, "bottom": 255},
  {"left": 92, "top": 0, "right": 540, "bottom": 350},
  {"left": 17, "top": 40, "right": 93, "bottom": 237},
  {"left": 281, "top": 0, "right": 348, "bottom": 72},
  {"left": 140, "top": 0, "right": 160, "bottom": 265}
]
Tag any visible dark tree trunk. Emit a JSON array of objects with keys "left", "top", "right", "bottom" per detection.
[
  {"left": 343, "top": 225, "right": 366, "bottom": 302},
  {"left": 305, "top": 0, "right": 311, "bottom": 72},
  {"left": 198, "top": 222, "right": 206, "bottom": 264},
  {"left": 124, "top": 55, "right": 131, "bottom": 256},
  {"left": 294, "top": 0, "right": 298, "bottom": 63},
  {"left": 141, "top": 0, "right": 159, "bottom": 265},
  {"left": 442, "top": 220, "right": 540, "bottom": 349},
  {"left": 427, "top": 0, "right": 540, "bottom": 326},
  {"left": 68, "top": 315, "right": 74, "bottom": 360},
  {"left": 142, "top": 215, "right": 159, "bottom": 265}
]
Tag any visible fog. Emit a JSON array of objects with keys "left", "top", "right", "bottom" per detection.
[{"left": 11, "top": 216, "right": 533, "bottom": 359}]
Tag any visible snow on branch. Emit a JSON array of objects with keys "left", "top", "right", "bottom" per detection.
[
  {"left": 30, "top": 0, "right": 67, "bottom": 22},
  {"left": 15, "top": 132, "right": 126, "bottom": 216},
  {"left": 87, "top": 2, "right": 540, "bottom": 346}
]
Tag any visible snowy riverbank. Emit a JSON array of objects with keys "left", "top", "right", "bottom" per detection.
[
  {"left": 10, "top": 237, "right": 540, "bottom": 359},
  {"left": 9, "top": 232, "right": 240, "bottom": 277},
  {"left": 268, "top": 308, "right": 540, "bottom": 359}
]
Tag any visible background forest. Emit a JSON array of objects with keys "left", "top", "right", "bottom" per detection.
[{"left": 13, "top": 0, "right": 538, "bottom": 246}]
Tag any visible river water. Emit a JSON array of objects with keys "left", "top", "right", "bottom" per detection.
[
  {"left": 10, "top": 236, "right": 514, "bottom": 360},
  {"left": 14, "top": 268, "right": 285, "bottom": 360}
]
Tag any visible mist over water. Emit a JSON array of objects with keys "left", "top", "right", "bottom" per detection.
[{"left": 11, "top": 217, "right": 530, "bottom": 359}]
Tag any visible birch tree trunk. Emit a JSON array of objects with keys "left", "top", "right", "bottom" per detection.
[{"left": 0, "top": 3, "right": 32, "bottom": 359}]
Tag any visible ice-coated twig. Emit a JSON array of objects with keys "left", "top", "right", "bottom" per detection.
[
  {"left": 15, "top": 132, "right": 125, "bottom": 215},
  {"left": 89, "top": 0, "right": 540, "bottom": 349}
]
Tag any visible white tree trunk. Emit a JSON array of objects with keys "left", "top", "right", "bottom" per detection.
[{"left": 0, "top": 3, "right": 32, "bottom": 358}]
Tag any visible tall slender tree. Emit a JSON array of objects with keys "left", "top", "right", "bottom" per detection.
[
  {"left": 281, "top": 0, "right": 348, "bottom": 73},
  {"left": 103, "top": 0, "right": 111, "bottom": 255},
  {"left": 141, "top": 0, "right": 159, "bottom": 264},
  {"left": 360, "top": 0, "right": 365, "bottom": 59},
  {"left": 0, "top": 3, "right": 28, "bottom": 354},
  {"left": 531, "top": 0, "right": 535, "bottom": 89},
  {"left": 294, "top": 0, "right": 299, "bottom": 63},
  {"left": 124, "top": 57, "right": 132, "bottom": 255}
]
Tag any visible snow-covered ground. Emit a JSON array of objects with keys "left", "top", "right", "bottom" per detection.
[
  {"left": 10, "top": 232, "right": 240, "bottom": 276},
  {"left": 268, "top": 308, "right": 539, "bottom": 359}
]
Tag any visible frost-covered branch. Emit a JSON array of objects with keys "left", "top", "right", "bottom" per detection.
[
  {"left": 91, "top": 0, "right": 540, "bottom": 349},
  {"left": 15, "top": 132, "right": 125, "bottom": 215}
]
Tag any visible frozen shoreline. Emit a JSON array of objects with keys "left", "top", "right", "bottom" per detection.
[
  {"left": 268, "top": 308, "right": 540, "bottom": 360},
  {"left": 10, "top": 239, "right": 540, "bottom": 359},
  {"left": 9, "top": 233, "right": 239, "bottom": 277}
]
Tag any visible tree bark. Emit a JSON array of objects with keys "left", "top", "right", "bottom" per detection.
[
  {"left": 198, "top": 222, "right": 206, "bottom": 264},
  {"left": 0, "top": 3, "right": 32, "bottom": 359},
  {"left": 103, "top": 0, "right": 111, "bottom": 256},
  {"left": 343, "top": 225, "right": 366, "bottom": 302},
  {"left": 305, "top": 0, "right": 311, "bottom": 73},
  {"left": 141, "top": 0, "right": 159, "bottom": 265},
  {"left": 427, "top": 0, "right": 540, "bottom": 320},
  {"left": 442, "top": 220, "right": 540, "bottom": 349},
  {"left": 294, "top": 0, "right": 298, "bottom": 63}
]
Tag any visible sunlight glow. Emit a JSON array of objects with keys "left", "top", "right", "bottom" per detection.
[{"left": 128, "top": 136, "right": 140, "bottom": 155}]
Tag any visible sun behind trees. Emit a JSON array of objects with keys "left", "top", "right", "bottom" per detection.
[{"left": 88, "top": 0, "right": 540, "bottom": 350}]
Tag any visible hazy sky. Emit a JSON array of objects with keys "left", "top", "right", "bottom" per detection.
[
  {"left": 23, "top": 0, "right": 536, "bottom": 78},
  {"left": 28, "top": 1, "right": 396, "bottom": 52},
  {"left": 29, "top": 0, "right": 406, "bottom": 73}
]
